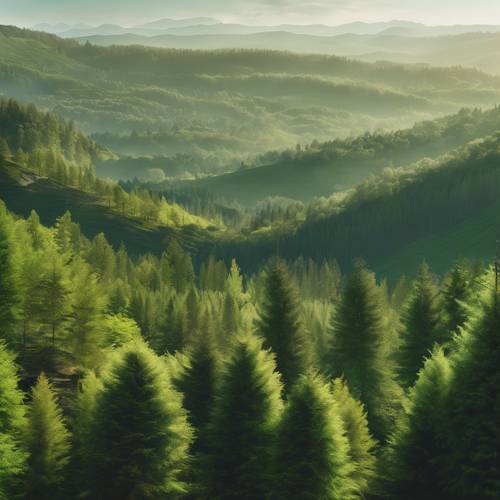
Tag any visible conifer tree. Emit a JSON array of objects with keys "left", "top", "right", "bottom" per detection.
[
  {"left": 328, "top": 262, "right": 402, "bottom": 440},
  {"left": 442, "top": 286, "right": 500, "bottom": 499},
  {"left": 331, "top": 378, "right": 377, "bottom": 495},
  {"left": 0, "top": 342, "right": 26, "bottom": 497},
  {"left": 175, "top": 327, "right": 221, "bottom": 453},
  {"left": 384, "top": 348, "right": 452, "bottom": 500},
  {"left": 442, "top": 261, "right": 471, "bottom": 335},
  {"left": 221, "top": 292, "right": 240, "bottom": 348},
  {"left": 258, "top": 259, "right": 312, "bottom": 390},
  {"left": 398, "top": 263, "right": 443, "bottom": 388},
  {"left": 0, "top": 209, "right": 20, "bottom": 343},
  {"left": 204, "top": 334, "right": 283, "bottom": 500},
  {"left": 272, "top": 374, "right": 356, "bottom": 500},
  {"left": 22, "top": 374, "right": 70, "bottom": 500},
  {"left": 84, "top": 341, "right": 192, "bottom": 500}
]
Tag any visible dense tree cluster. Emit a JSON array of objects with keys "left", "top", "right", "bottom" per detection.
[{"left": 0, "top": 199, "right": 497, "bottom": 498}]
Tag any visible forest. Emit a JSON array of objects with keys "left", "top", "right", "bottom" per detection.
[{"left": 1, "top": 12, "right": 500, "bottom": 500}]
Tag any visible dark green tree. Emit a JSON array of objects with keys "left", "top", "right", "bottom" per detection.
[
  {"left": 84, "top": 341, "right": 192, "bottom": 499},
  {"left": 22, "top": 374, "right": 70, "bottom": 500},
  {"left": 272, "top": 374, "right": 356, "bottom": 500},
  {"left": 442, "top": 261, "right": 472, "bottom": 335},
  {"left": 328, "top": 262, "right": 402, "bottom": 440},
  {"left": 258, "top": 259, "right": 313, "bottom": 390},
  {"left": 443, "top": 286, "right": 500, "bottom": 499},
  {"left": 331, "top": 378, "right": 377, "bottom": 496},
  {"left": 204, "top": 334, "right": 283, "bottom": 500},
  {"left": 384, "top": 348, "right": 452, "bottom": 500},
  {"left": 175, "top": 327, "right": 221, "bottom": 452},
  {"left": 398, "top": 263, "right": 443, "bottom": 388}
]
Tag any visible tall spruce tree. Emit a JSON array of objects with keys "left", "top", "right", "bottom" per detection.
[
  {"left": 398, "top": 263, "right": 443, "bottom": 388},
  {"left": 328, "top": 262, "right": 402, "bottom": 440},
  {"left": 331, "top": 378, "right": 377, "bottom": 496},
  {"left": 0, "top": 342, "right": 26, "bottom": 497},
  {"left": 22, "top": 374, "right": 70, "bottom": 500},
  {"left": 204, "top": 334, "right": 283, "bottom": 500},
  {"left": 0, "top": 208, "right": 20, "bottom": 343},
  {"left": 442, "top": 261, "right": 471, "bottom": 336},
  {"left": 258, "top": 259, "right": 313, "bottom": 390},
  {"left": 272, "top": 375, "right": 357, "bottom": 500},
  {"left": 84, "top": 341, "right": 192, "bottom": 500},
  {"left": 175, "top": 327, "right": 221, "bottom": 453},
  {"left": 442, "top": 285, "right": 500, "bottom": 499},
  {"left": 384, "top": 348, "right": 452, "bottom": 500}
]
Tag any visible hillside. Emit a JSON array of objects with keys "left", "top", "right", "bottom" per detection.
[
  {"left": 215, "top": 133, "right": 500, "bottom": 280},
  {"left": 74, "top": 31, "right": 500, "bottom": 75},
  {"left": 182, "top": 106, "right": 500, "bottom": 204},
  {"left": 3, "top": 24, "right": 500, "bottom": 182}
]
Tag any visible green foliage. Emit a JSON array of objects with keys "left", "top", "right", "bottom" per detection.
[
  {"left": 384, "top": 348, "right": 452, "bottom": 499},
  {"left": 0, "top": 207, "right": 20, "bottom": 342},
  {"left": 398, "top": 263, "right": 443, "bottom": 388},
  {"left": 442, "top": 261, "right": 472, "bottom": 335},
  {"left": 328, "top": 263, "right": 403, "bottom": 440},
  {"left": 258, "top": 259, "right": 313, "bottom": 390},
  {"left": 204, "top": 333, "right": 283, "bottom": 499},
  {"left": 331, "top": 378, "right": 377, "bottom": 495},
  {"left": 443, "top": 287, "right": 500, "bottom": 498},
  {"left": 22, "top": 374, "right": 70, "bottom": 500},
  {"left": 0, "top": 342, "right": 25, "bottom": 497},
  {"left": 83, "top": 341, "right": 192, "bottom": 499},
  {"left": 272, "top": 374, "right": 356, "bottom": 500}
]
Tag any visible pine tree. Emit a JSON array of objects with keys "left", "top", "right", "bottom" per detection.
[
  {"left": 0, "top": 342, "right": 26, "bottom": 497},
  {"left": 272, "top": 374, "right": 356, "bottom": 500},
  {"left": 328, "top": 262, "right": 402, "bottom": 440},
  {"left": 0, "top": 209, "right": 20, "bottom": 343},
  {"left": 221, "top": 292, "right": 240, "bottom": 348},
  {"left": 398, "top": 263, "right": 443, "bottom": 388},
  {"left": 22, "top": 374, "right": 70, "bottom": 500},
  {"left": 442, "top": 261, "right": 471, "bottom": 335},
  {"left": 331, "top": 378, "right": 377, "bottom": 495},
  {"left": 442, "top": 286, "right": 500, "bottom": 499},
  {"left": 204, "top": 334, "right": 283, "bottom": 500},
  {"left": 175, "top": 327, "right": 221, "bottom": 453},
  {"left": 84, "top": 341, "right": 192, "bottom": 499},
  {"left": 258, "top": 259, "right": 313, "bottom": 390},
  {"left": 68, "top": 259, "right": 106, "bottom": 368},
  {"left": 384, "top": 348, "right": 452, "bottom": 500}
]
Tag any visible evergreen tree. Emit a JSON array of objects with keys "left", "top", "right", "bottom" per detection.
[
  {"left": 221, "top": 292, "right": 240, "bottom": 348},
  {"left": 0, "top": 342, "right": 25, "bottom": 497},
  {"left": 0, "top": 209, "right": 20, "bottom": 343},
  {"left": 328, "top": 262, "right": 402, "bottom": 440},
  {"left": 442, "top": 261, "right": 471, "bottom": 335},
  {"left": 443, "top": 287, "right": 500, "bottom": 499},
  {"left": 384, "top": 348, "right": 452, "bottom": 500},
  {"left": 204, "top": 334, "right": 283, "bottom": 500},
  {"left": 68, "top": 259, "right": 106, "bottom": 368},
  {"left": 398, "top": 263, "right": 443, "bottom": 388},
  {"left": 175, "top": 327, "right": 221, "bottom": 453},
  {"left": 331, "top": 378, "right": 377, "bottom": 496},
  {"left": 22, "top": 374, "right": 70, "bottom": 500},
  {"left": 272, "top": 374, "right": 356, "bottom": 500},
  {"left": 258, "top": 259, "right": 312, "bottom": 390},
  {"left": 84, "top": 341, "right": 192, "bottom": 499}
]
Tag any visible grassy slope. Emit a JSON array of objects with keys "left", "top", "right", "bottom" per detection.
[{"left": 0, "top": 163, "right": 214, "bottom": 258}]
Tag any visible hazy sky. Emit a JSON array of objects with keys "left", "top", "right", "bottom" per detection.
[{"left": 2, "top": 0, "right": 500, "bottom": 27}]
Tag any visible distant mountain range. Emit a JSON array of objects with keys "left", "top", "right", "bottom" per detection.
[{"left": 32, "top": 19, "right": 500, "bottom": 39}]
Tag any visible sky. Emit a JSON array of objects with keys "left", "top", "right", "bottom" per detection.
[{"left": 2, "top": 0, "right": 500, "bottom": 27}]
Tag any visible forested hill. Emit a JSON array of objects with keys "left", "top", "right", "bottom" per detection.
[
  {"left": 217, "top": 133, "right": 500, "bottom": 279},
  {"left": 0, "top": 97, "right": 218, "bottom": 257},
  {"left": 3, "top": 24, "right": 500, "bottom": 175},
  {"left": 185, "top": 106, "right": 500, "bottom": 204}
]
